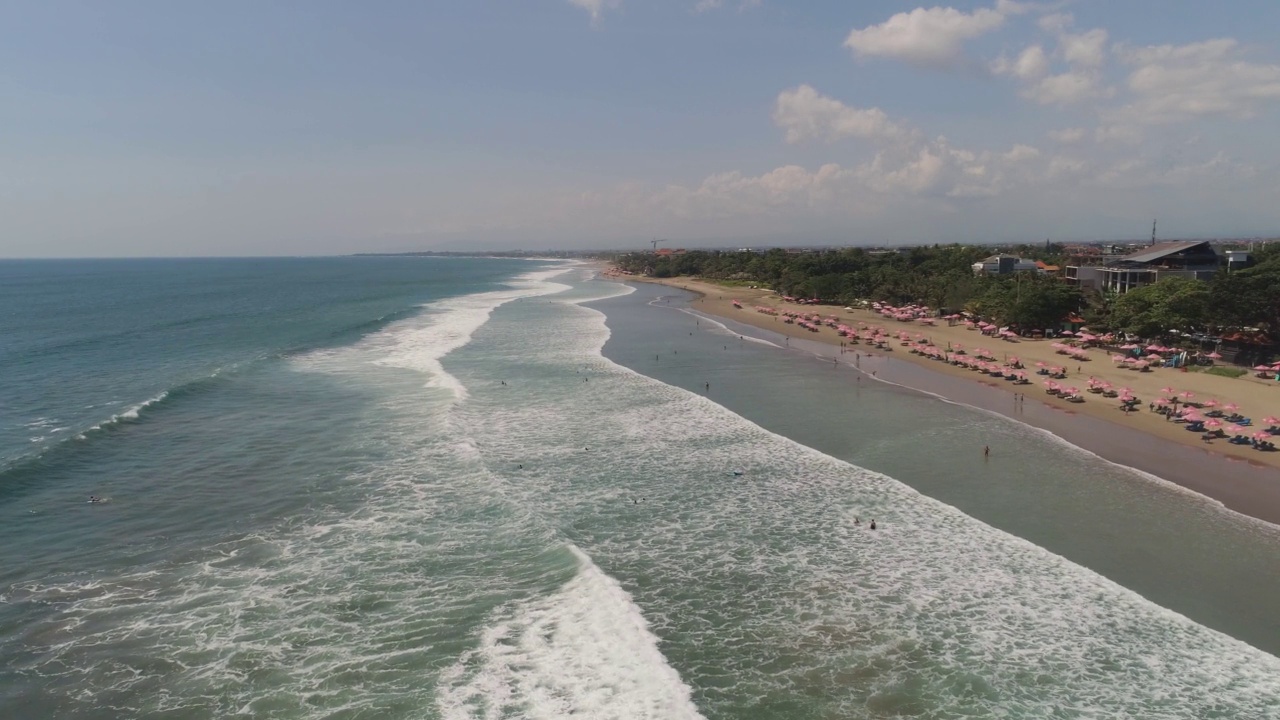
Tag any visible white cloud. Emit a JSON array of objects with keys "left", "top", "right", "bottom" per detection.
[
  {"left": 694, "top": 0, "right": 760, "bottom": 12},
  {"left": 1023, "top": 70, "right": 1111, "bottom": 106},
  {"left": 994, "top": 0, "right": 1033, "bottom": 16},
  {"left": 568, "top": 0, "right": 618, "bottom": 24},
  {"left": 1048, "top": 127, "right": 1085, "bottom": 143},
  {"left": 1003, "top": 144, "right": 1041, "bottom": 162},
  {"left": 992, "top": 45, "right": 1049, "bottom": 80},
  {"left": 1117, "top": 38, "right": 1280, "bottom": 122},
  {"left": 1061, "top": 28, "right": 1108, "bottom": 68},
  {"left": 773, "top": 85, "right": 911, "bottom": 144},
  {"left": 1037, "top": 12, "right": 1072, "bottom": 35},
  {"left": 844, "top": 5, "right": 1005, "bottom": 66},
  {"left": 1094, "top": 124, "right": 1144, "bottom": 144}
]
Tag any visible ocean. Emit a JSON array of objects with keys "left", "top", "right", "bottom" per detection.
[{"left": 1, "top": 258, "right": 1277, "bottom": 719}]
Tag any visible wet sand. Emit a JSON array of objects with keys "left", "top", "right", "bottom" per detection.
[{"left": 611, "top": 272, "right": 1280, "bottom": 526}]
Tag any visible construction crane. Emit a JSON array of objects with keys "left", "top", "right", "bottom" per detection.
[{"left": 650, "top": 238, "right": 667, "bottom": 251}]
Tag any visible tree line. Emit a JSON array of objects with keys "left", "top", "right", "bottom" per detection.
[{"left": 609, "top": 243, "right": 1280, "bottom": 339}]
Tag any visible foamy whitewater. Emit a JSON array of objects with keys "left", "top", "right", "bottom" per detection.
[{"left": 1, "top": 259, "right": 1278, "bottom": 718}]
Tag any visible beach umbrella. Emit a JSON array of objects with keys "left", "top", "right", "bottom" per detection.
[
  {"left": 1207, "top": 352, "right": 1222, "bottom": 359},
  {"left": 1224, "top": 402, "right": 1239, "bottom": 411},
  {"left": 1146, "top": 344, "right": 1162, "bottom": 351},
  {"left": 1253, "top": 431, "right": 1271, "bottom": 440},
  {"left": 1206, "top": 419, "right": 1223, "bottom": 429},
  {"left": 1264, "top": 416, "right": 1280, "bottom": 426},
  {"left": 1161, "top": 386, "right": 1176, "bottom": 394},
  {"left": 1009, "top": 356, "right": 1020, "bottom": 363},
  {"left": 1228, "top": 424, "right": 1245, "bottom": 434},
  {"left": 1061, "top": 330, "right": 1074, "bottom": 336},
  {"left": 1254, "top": 365, "right": 1271, "bottom": 371},
  {"left": 1180, "top": 391, "right": 1195, "bottom": 400},
  {"left": 1203, "top": 399, "right": 1218, "bottom": 408}
]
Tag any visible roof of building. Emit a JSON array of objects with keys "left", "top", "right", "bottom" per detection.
[
  {"left": 1035, "top": 261, "right": 1060, "bottom": 271},
  {"left": 1116, "top": 240, "right": 1214, "bottom": 265}
]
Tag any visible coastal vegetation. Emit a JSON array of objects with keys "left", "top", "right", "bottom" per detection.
[{"left": 612, "top": 243, "right": 1280, "bottom": 340}]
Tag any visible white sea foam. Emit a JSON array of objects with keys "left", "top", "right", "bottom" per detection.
[
  {"left": 437, "top": 545, "right": 706, "bottom": 720},
  {"left": 73, "top": 391, "right": 170, "bottom": 439},
  {"left": 683, "top": 309, "right": 782, "bottom": 348},
  {"left": 299, "top": 266, "right": 574, "bottom": 402}
]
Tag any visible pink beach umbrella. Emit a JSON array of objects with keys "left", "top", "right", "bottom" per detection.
[
  {"left": 1224, "top": 403, "right": 1239, "bottom": 411},
  {"left": 1228, "top": 424, "right": 1245, "bottom": 434},
  {"left": 1206, "top": 419, "right": 1223, "bottom": 429},
  {"left": 1264, "top": 416, "right": 1280, "bottom": 426},
  {"left": 1253, "top": 431, "right": 1271, "bottom": 441},
  {"left": 1203, "top": 399, "right": 1218, "bottom": 408},
  {"left": 1161, "top": 386, "right": 1176, "bottom": 394},
  {"left": 1207, "top": 352, "right": 1223, "bottom": 359},
  {"left": 1180, "top": 391, "right": 1195, "bottom": 400},
  {"left": 1254, "top": 365, "right": 1271, "bottom": 371}
]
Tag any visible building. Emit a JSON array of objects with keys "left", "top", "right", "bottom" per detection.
[
  {"left": 1064, "top": 240, "right": 1217, "bottom": 293},
  {"left": 1224, "top": 250, "right": 1253, "bottom": 272},
  {"left": 971, "top": 254, "right": 1040, "bottom": 275}
]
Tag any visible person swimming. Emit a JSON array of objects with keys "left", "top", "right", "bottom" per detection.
[
  {"left": 88, "top": 496, "right": 101, "bottom": 504},
  {"left": 869, "top": 519, "right": 877, "bottom": 530}
]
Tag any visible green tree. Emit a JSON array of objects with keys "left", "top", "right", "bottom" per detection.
[{"left": 1110, "top": 277, "right": 1211, "bottom": 338}]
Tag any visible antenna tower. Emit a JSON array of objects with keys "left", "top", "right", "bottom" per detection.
[{"left": 1151, "top": 219, "right": 1157, "bottom": 246}]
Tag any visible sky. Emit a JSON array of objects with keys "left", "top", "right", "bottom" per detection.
[{"left": 3, "top": 1, "right": 1280, "bottom": 257}]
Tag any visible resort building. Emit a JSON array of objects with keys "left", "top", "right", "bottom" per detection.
[
  {"left": 1063, "top": 240, "right": 1218, "bottom": 293},
  {"left": 971, "top": 254, "right": 1040, "bottom": 276}
]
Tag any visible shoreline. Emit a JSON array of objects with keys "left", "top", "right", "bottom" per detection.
[{"left": 609, "top": 272, "right": 1280, "bottom": 527}]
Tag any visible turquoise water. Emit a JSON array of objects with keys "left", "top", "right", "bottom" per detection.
[{"left": 1, "top": 259, "right": 1277, "bottom": 718}]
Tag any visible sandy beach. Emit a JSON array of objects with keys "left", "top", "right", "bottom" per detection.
[{"left": 606, "top": 270, "right": 1280, "bottom": 524}]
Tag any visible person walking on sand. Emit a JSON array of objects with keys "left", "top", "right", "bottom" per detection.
[{"left": 984, "top": 445, "right": 990, "bottom": 458}]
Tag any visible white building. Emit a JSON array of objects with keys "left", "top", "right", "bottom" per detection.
[{"left": 972, "top": 254, "right": 1041, "bottom": 276}]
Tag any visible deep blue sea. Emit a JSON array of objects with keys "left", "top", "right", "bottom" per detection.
[{"left": 1, "top": 258, "right": 1277, "bottom": 718}]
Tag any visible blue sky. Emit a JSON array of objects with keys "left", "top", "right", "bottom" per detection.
[{"left": 3, "top": 1, "right": 1279, "bottom": 256}]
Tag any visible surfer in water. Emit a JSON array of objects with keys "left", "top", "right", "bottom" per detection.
[{"left": 88, "top": 496, "right": 102, "bottom": 504}]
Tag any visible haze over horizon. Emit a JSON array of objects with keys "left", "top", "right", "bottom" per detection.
[{"left": 4, "top": 1, "right": 1280, "bottom": 258}]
